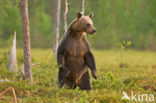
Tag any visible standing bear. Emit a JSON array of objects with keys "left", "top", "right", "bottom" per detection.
[{"left": 57, "top": 12, "right": 97, "bottom": 90}]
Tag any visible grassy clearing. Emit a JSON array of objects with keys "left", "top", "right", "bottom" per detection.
[{"left": 0, "top": 48, "right": 156, "bottom": 103}]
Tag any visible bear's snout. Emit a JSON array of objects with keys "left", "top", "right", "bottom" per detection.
[
  {"left": 93, "top": 29, "right": 96, "bottom": 33},
  {"left": 90, "top": 29, "right": 96, "bottom": 34}
]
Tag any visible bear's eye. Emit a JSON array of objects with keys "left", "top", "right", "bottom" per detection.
[{"left": 87, "top": 24, "right": 91, "bottom": 28}]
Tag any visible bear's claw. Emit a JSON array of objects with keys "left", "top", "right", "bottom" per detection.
[{"left": 92, "top": 71, "right": 97, "bottom": 79}]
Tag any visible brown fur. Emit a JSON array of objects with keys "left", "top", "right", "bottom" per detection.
[{"left": 57, "top": 12, "right": 97, "bottom": 90}]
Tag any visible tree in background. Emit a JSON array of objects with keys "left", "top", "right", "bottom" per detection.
[
  {"left": 7, "top": 31, "right": 17, "bottom": 72},
  {"left": 0, "top": 0, "right": 156, "bottom": 50},
  {"left": 81, "top": 0, "right": 85, "bottom": 15},
  {"left": 53, "top": 0, "right": 61, "bottom": 55},
  {"left": 63, "top": 0, "right": 68, "bottom": 35},
  {"left": 20, "top": 0, "right": 33, "bottom": 83}
]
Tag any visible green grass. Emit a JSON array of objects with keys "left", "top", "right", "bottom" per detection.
[{"left": 0, "top": 48, "right": 156, "bottom": 103}]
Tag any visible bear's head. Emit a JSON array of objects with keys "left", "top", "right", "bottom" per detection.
[{"left": 70, "top": 12, "right": 96, "bottom": 35}]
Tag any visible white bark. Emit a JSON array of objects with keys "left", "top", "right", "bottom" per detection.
[
  {"left": 53, "top": 0, "right": 61, "bottom": 55},
  {"left": 7, "top": 31, "right": 17, "bottom": 72},
  {"left": 63, "top": 0, "right": 68, "bottom": 35},
  {"left": 81, "top": 0, "right": 85, "bottom": 16}
]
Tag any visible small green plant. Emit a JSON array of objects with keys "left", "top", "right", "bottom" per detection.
[{"left": 120, "top": 41, "right": 131, "bottom": 68}]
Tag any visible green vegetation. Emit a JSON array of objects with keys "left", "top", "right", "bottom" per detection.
[
  {"left": 0, "top": 48, "right": 155, "bottom": 103},
  {"left": 0, "top": 0, "right": 156, "bottom": 49},
  {"left": 0, "top": 0, "right": 156, "bottom": 102}
]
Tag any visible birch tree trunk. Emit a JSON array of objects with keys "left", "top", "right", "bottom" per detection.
[
  {"left": 81, "top": 0, "right": 85, "bottom": 16},
  {"left": 7, "top": 31, "right": 17, "bottom": 72},
  {"left": 20, "top": 0, "right": 33, "bottom": 83},
  {"left": 53, "top": 0, "right": 61, "bottom": 55},
  {"left": 63, "top": 0, "right": 68, "bottom": 35}
]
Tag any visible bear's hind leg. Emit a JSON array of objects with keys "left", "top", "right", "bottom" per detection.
[
  {"left": 58, "top": 70, "right": 75, "bottom": 89},
  {"left": 58, "top": 76, "right": 75, "bottom": 89},
  {"left": 76, "top": 71, "right": 92, "bottom": 90}
]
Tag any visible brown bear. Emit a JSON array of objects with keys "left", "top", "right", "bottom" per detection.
[{"left": 57, "top": 12, "right": 97, "bottom": 90}]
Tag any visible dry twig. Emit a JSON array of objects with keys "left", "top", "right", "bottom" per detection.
[{"left": 0, "top": 87, "right": 17, "bottom": 103}]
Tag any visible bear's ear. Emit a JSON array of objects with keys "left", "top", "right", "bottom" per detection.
[
  {"left": 89, "top": 13, "right": 94, "bottom": 19},
  {"left": 77, "top": 12, "right": 82, "bottom": 19}
]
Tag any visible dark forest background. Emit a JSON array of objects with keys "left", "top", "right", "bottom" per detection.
[{"left": 0, "top": 0, "right": 156, "bottom": 50}]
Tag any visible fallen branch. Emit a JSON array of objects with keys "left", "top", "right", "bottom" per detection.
[
  {"left": 0, "top": 78, "right": 10, "bottom": 83},
  {"left": 0, "top": 87, "right": 17, "bottom": 103}
]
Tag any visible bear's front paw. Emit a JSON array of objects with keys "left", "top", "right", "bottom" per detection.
[
  {"left": 92, "top": 71, "right": 97, "bottom": 79},
  {"left": 63, "top": 67, "right": 70, "bottom": 77},
  {"left": 59, "top": 66, "right": 70, "bottom": 77}
]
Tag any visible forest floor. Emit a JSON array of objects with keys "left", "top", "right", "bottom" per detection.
[{"left": 0, "top": 48, "right": 156, "bottom": 103}]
